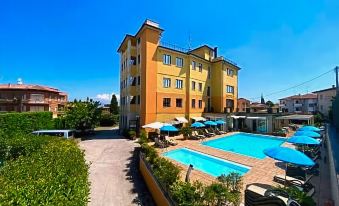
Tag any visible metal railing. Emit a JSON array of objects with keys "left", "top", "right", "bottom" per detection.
[{"left": 160, "top": 41, "right": 190, "bottom": 53}]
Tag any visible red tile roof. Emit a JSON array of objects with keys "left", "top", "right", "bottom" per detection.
[
  {"left": 279, "top": 93, "right": 317, "bottom": 100},
  {"left": 0, "top": 84, "right": 67, "bottom": 95}
]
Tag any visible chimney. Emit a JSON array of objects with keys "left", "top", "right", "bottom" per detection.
[{"left": 213, "top": 47, "right": 218, "bottom": 58}]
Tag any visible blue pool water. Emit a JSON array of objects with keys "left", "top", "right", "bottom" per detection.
[
  {"left": 202, "top": 133, "right": 284, "bottom": 159},
  {"left": 163, "top": 148, "right": 250, "bottom": 177}
]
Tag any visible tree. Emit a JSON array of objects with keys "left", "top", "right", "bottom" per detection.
[
  {"left": 265, "top": 100, "right": 274, "bottom": 108},
  {"left": 110, "top": 94, "right": 119, "bottom": 114},
  {"left": 260, "top": 93, "right": 265, "bottom": 104},
  {"left": 63, "top": 98, "right": 102, "bottom": 131}
]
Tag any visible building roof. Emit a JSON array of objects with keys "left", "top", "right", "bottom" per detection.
[
  {"left": 0, "top": 83, "right": 67, "bottom": 94},
  {"left": 313, "top": 86, "right": 337, "bottom": 93},
  {"left": 238, "top": 98, "right": 250, "bottom": 102},
  {"left": 279, "top": 93, "right": 317, "bottom": 100},
  {"left": 275, "top": 114, "right": 313, "bottom": 120}
]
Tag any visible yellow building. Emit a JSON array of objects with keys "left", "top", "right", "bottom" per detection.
[{"left": 117, "top": 20, "right": 240, "bottom": 130}]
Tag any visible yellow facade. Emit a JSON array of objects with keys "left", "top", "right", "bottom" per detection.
[{"left": 118, "top": 20, "right": 240, "bottom": 129}]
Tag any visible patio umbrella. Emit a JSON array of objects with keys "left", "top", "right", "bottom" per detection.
[
  {"left": 287, "top": 135, "right": 320, "bottom": 145},
  {"left": 264, "top": 146, "right": 315, "bottom": 186},
  {"left": 191, "top": 122, "right": 205, "bottom": 128},
  {"left": 294, "top": 131, "right": 321, "bottom": 138},
  {"left": 215, "top": 120, "right": 226, "bottom": 125},
  {"left": 142, "top": 122, "right": 169, "bottom": 129},
  {"left": 160, "top": 125, "right": 179, "bottom": 136},
  {"left": 204, "top": 121, "right": 217, "bottom": 127},
  {"left": 297, "top": 126, "right": 321, "bottom": 132}
]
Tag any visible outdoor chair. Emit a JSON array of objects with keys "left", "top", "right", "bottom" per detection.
[
  {"left": 154, "top": 137, "right": 167, "bottom": 148},
  {"left": 193, "top": 131, "right": 205, "bottom": 140},
  {"left": 164, "top": 136, "right": 178, "bottom": 146},
  {"left": 207, "top": 128, "right": 217, "bottom": 135},
  {"left": 273, "top": 175, "right": 315, "bottom": 196},
  {"left": 244, "top": 184, "right": 290, "bottom": 206},
  {"left": 216, "top": 127, "right": 226, "bottom": 134},
  {"left": 204, "top": 129, "right": 215, "bottom": 137}
]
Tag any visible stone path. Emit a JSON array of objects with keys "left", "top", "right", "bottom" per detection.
[{"left": 79, "top": 127, "right": 154, "bottom": 206}]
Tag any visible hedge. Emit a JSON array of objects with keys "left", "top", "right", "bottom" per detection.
[
  {"left": 0, "top": 138, "right": 90, "bottom": 205},
  {"left": 0, "top": 112, "right": 54, "bottom": 135}
]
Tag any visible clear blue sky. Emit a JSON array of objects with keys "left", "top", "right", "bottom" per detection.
[{"left": 1, "top": 0, "right": 338, "bottom": 103}]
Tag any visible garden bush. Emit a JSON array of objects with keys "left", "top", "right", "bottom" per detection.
[
  {"left": 0, "top": 112, "right": 54, "bottom": 135},
  {"left": 0, "top": 139, "right": 89, "bottom": 205},
  {"left": 99, "top": 113, "right": 118, "bottom": 126}
]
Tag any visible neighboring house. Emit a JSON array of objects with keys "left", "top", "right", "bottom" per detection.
[
  {"left": 313, "top": 86, "right": 337, "bottom": 118},
  {"left": 237, "top": 98, "right": 250, "bottom": 112},
  {"left": 118, "top": 20, "right": 240, "bottom": 130},
  {"left": 0, "top": 80, "right": 68, "bottom": 117},
  {"left": 279, "top": 93, "right": 318, "bottom": 114}
]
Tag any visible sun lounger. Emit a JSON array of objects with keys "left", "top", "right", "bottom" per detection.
[
  {"left": 154, "top": 137, "right": 167, "bottom": 148},
  {"left": 193, "top": 131, "right": 205, "bottom": 140},
  {"left": 273, "top": 175, "right": 314, "bottom": 196},
  {"left": 204, "top": 129, "right": 215, "bottom": 136},
  {"left": 216, "top": 128, "right": 226, "bottom": 134},
  {"left": 245, "top": 185, "right": 289, "bottom": 206},
  {"left": 164, "top": 136, "right": 178, "bottom": 146}
]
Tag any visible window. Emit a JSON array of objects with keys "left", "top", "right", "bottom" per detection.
[
  {"left": 163, "top": 78, "right": 171, "bottom": 88},
  {"left": 192, "top": 61, "right": 196, "bottom": 70},
  {"left": 320, "top": 95, "right": 323, "bottom": 100},
  {"left": 226, "top": 85, "right": 234, "bottom": 94},
  {"left": 207, "top": 86, "right": 211, "bottom": 96},
  {"left": 137, "top": 95, "right": 140, "bottom": 104},
  {"left": 208, "top": 66, "right": 211, "bottom": 79},
  {"left": 191, "top": 99, "right": 196, "bottom": 108},
  {"left": 176, "top": 57, "right": 183, "bottom": 67},
  {"left": 198, "top": 100, "right": 202, "bottom": 108},
  {"left": 163, "top": 54, "right": 171, "bottom": 65},
  {"left": 191, "top": 81, "right": 196, "bottom": 90},
  {"left": 176, "top": 79, "right": 183, "bottom": 89},
  {"left": 198, "top": 83, "right": 203, "bottom": 92},
  {"left": 137, "top": 55, "right": 140, "bottom": 64},
  {"left": 130, "top": 56, "right": 136, "bottom": 65},
  {"left": 227, "top": 68, "right": 234, "bottom": 77},
  {"left": 163, "top": 98, "right": 171, "bottom": 107},
  {"left": 198, "top": 63, "right": 203, "bottom": 72},
  {"left": 137, "top": 37, "right": 141, "bottom": 44},
  {"left": 176, "top": 98, "right": 182, "bottom": 107},
  {"left": 320, "top": 105, "right": 323, "bottom": 110},
  {"left": 137, "top": 76, "right": 140, "bottom": 85}
]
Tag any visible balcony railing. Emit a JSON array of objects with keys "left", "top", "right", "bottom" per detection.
[
  {"left": 160, "top": 41, "right": 190, "bottom": 53},
  {"left": 294, "top": 103, "right": 303, "bottom": 107}
]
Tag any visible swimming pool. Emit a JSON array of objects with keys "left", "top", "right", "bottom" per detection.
[
  {"left": 163, "top": 148, "right": 250, "bottom": 177},
  {"left": 202, "top": 133, "right": 284, "bottom": 159}
]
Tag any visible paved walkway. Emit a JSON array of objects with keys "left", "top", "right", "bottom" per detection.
[{"left": 79, "top": 127, "right": 154, "bottom": 206}]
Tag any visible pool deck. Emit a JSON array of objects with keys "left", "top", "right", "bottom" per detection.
[{"left": 157, "top": 132, "right": 294, "bottom": 199}]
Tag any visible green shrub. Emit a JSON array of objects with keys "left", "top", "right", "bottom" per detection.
[
  {"left": 54, "top": 117, "right": 66, "bottom": 129},
  {"left": 138, "top": 130, "right": 148, "bottom": 144},
  {"left": 276, "top": 185, "right": 315, "bottom": 206},
  {"left": 141, "top": 143, "right": 157, "bottom": 165},
  {"left": 170, "top": 181, "right": 204, "bottom": 206},
  {"left": 0, "top": 112, "right": 54, "bottom": 135},
  {"left": 99, "top": 113, "right": 118, "bottom": 126},
  {"left": 153, "top": 157, "right": 180, "bottom": 190},
  {"left": 0, "top": 134, "right": 53, "bottom": 166},
  {"left": 128, "top": 130, "right": 136, "bottom": 139},
  {"left": 180, "top": 126, "right": 192, "bottom": 139},
  {"left": 0, "top": 139, "right": 89, "bottom": 205}
]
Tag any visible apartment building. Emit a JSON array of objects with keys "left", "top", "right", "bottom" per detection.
[
  {"left": 0, "top": 80, "right": 68, "bottom": 117},
  {"left": 279, "top": 93, "right": 317, "bottom": 114},
  {"left": 313, "top": 86, "right": 337, "bottom": 118},
  {"left": 237, "top": 98, "right": 250, "bottom": 112},
  {"left": 118, "top": 20, "right": 240, "bottom": 130}
]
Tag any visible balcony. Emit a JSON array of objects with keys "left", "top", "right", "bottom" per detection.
[{"left": 294, "top": 103, "right": 303, "bottom": 107}]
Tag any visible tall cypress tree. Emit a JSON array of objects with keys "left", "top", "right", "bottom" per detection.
[{"left": 110, "top": 94, "right": 119, "bottom": 114}]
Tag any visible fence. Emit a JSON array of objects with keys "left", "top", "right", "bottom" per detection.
[{"left": 333, "top": 96, "right": 339, "bottom": 130}]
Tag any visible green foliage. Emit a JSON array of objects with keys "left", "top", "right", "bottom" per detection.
[
  {"left": 54, "top": 117, "right": 66, "bottom": 129},
  {"left": 180, "top": 126, "right": 192, "bottom": 139},
  {"left": 170, "top": 181, "right": 204, "bottom": 206},
  {"left": 138, "top": 130, "right": 148, "bottom": 144},
  {"left": 99, "top": 113, "right": 118, "bottom": 126},
  {"left": 153, "top": 157, "right": 180, "bottom": 190},
  {"left": 63, "top": 99, "right": 101, "bottom": 131},
  {"left": 314, "top": 113, "right": 323, "bottom": 127},
  {"left": 110, "top": 94, "right": 119, "bottom": 115},
  {"left": 0, "top": 139, "right": 89, "bottom": 205},
  {"left": 277, "top": 185, "right": 316, "bottom": 206},
  {"left": 141, "top": 143, "right": 158, "bottom": 165},
  {"left": 128, "top": 130, "right": 136, "bottom": 139},
  {"left": 203, "top": 182, "right": 230, "bottom": 205},
  {"left": 0, "top": 112, "right": 54, "bottom": 135},
  {"left": 265, "top": 100, "right": 274, "bottom": 108},
  {"left": 0, "top": 134, "right": 53, "bottom": 166},
  {"left": 217, "top": 172, "right": 243, "bottom": 192}
]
